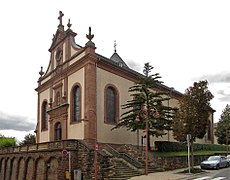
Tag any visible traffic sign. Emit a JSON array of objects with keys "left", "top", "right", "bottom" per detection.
[{"left": 62, "top": 149, "right": 69, "bottom": 156}]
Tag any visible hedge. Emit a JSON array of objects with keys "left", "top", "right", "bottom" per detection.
[{"left": 155, "top": 141, "right": 227, "bottom": 152}]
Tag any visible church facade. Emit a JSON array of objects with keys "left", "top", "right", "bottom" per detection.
[{"left": 35, "top": 11, "right": 214, "bottom": 148}]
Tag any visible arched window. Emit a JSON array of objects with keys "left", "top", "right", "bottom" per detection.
[
  {"left": 54, "top": 122, "right": 62, "bottom": 140},
  {"left": 41, "top": 101, "right": 48, "bottom": 130},
  {"left": 105, "top": 86, "right": 118, "bottom": 124},
  {"left": 72, "top": 85, "right": 81, "bottom": 122}
]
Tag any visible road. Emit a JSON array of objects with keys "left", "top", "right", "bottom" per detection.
[{"left": 192, "top": 167, "right": 230, "bottom": 180}]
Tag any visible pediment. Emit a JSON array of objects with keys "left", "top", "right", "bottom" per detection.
[{"left": 49, "top": 29, "right": 66, "bottom": 52}]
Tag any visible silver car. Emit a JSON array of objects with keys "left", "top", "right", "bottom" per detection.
[
  {"left": 200, "top": 155, "right": 228, "bottom": 170},
  {"left": 227, "top": 155, "right": 230, "bottom": 163}
]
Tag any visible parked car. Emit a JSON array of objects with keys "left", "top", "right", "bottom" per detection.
[
  {"left": 227, "top": 155, "right": 230, "bottom": 162},
  {"left": 200, "top": 155, "right": 228, "bottom": 170}
]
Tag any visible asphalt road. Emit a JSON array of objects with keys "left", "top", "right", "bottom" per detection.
[
  {"left": 213, "top": 167, "right": 230, "bottom": 179},
  {"left": 192, "top": 167, "right": 230, "bottom": 180}
]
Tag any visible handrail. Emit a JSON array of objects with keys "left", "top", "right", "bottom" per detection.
[
  {"left": 104, "top": 144, "right": 143, "bottom": 168},
  {"left": 120, "top": 153, "right": 143, "bottom": 168}
]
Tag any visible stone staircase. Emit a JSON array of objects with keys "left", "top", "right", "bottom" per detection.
[
  {"left": 108, "top": 159, "right": 142, "bottom": 180},
  {"left": 101, "top": 144, "right": 160, "bottom": 179}
]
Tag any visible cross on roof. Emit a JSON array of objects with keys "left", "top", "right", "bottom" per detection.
[
  {"left": 58, "top": 11, "right": 64, "bottom": 26},
  {"left": 114, "top": 40, "right": 117, "bottom": 53}
]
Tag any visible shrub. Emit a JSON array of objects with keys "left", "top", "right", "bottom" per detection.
[
  {"left": 0, "top": 137, "right": 16, "bottom": 147},
  {"left": 155, "top": 141, "right": 227, "bottom": 152}
]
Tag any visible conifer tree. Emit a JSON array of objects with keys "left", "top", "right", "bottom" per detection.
[
  {"left": 112, "top": 63, "right": 176, "bottom": 150},
  {"left": 215, "top": 104, "right": 230, "bottom": 144}
]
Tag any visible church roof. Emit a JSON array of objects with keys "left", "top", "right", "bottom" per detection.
[
  {"left": 110, "top": 41, "right": 129, "bottom": 68},
  {"left": 97, "top": 52, "right": 184, "bottom": 98},
  {"left": 110, "top": 52, "right": 129, "bottom": 68}
]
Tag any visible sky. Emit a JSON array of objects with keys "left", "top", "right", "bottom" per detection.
[{"left": 0, "top": 0, "right": 230, "bottom": 141}]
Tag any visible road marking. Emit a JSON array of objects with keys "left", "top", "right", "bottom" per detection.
[
  {"left": 193, "top": 177, "right": 226, "bottom": 180},
  {"left": 193, "top": 177, "right": 211, "bottom": 180}
]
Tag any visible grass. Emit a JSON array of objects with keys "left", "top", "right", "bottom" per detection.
[{"left": 150, "top": 150, "right": 227, "bottom": 157}]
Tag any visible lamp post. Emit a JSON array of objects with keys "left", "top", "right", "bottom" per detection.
[
  {"left": 226, "top": 128, "right": 228, "bottom": 156},
  {"left": 136, "top": 107, "right": 159, "bottom": 176},
  {"left": 145, "top": 109, "right": 149, "bottom": 176},
  {"left": 135, "top": 109, "right": 148, "bottom": 176}
]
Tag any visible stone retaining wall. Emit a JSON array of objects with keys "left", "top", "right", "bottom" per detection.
[{"left": 0, "top": 140, "right": 111, "bottom": 180}]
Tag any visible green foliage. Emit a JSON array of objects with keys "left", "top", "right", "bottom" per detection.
[
  {"left": 0, "top": 137, "right": 16, "bottom": 147},
  {"left": 0, "top": 133, "right": 5, "bottom": 138},
  {"left": 172, "top": 80, "right": 214, "bottom": 142},
  {"left": 155, "top": 141, "right": 227, "bottom": 152},
  {"left": 19, "top": 133, "right": 36, "bottom": 146},
  {"left": 172, "top": 80, "right": 214, "bottom": 168},
  {"left": 182, "top": 167, "right": 203, "bottom": 174},
  {"left": 112, "top": 63, "right": 176, "bottom": 149},
  {"left": 215, "top": 104, "right": 230, "bottom": 144}
]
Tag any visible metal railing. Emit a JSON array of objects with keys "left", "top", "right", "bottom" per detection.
[{"left": 104, "top": 144, "right": 143, "bottom": 168}]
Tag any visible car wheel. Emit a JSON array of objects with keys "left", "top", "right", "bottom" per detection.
[
  {"left": 227, "top": 162, "right": 229, "bottom": 167},
  {"left": 216, "top": 164, "right": 219, "bottom": 170}
]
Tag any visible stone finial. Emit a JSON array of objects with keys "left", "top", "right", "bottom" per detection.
[
  {"left": 67, "top": 19, "right": 72, "bottom": 29},
  {"left": 86, "top": 27, "right": 94, "bottom": 41},
  {"left": 85, "top": 26, "right": 96, "bottom": 49},
  {"left": 39, "top": 66, "right": 44, "bottom": 77}
]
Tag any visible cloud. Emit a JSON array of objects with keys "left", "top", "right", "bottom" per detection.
[
  {"left": 216, "top": 89, "right": 230, "bottom": 102},
  {"left": 0, "top": 111, "right": 35, "bottom": 131},
  {"left": 126, "top": 59, "right": 142, "bottom": 72},
  {"left": 197, "top": 71, "right": 230, "bottom": 84}
]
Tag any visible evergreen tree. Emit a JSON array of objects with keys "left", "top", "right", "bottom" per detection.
[
  {"left": 172, "top": 80, "right": 214, "bottom": 166},
  {"left": 112, "top": 63, "right": 176, "bottom": 149},
  {"left": 215, "top": 104, "right": 230, "bottom": 144},
  {"left": 19, "top": 133, "right": 36, "bottom": 146}
]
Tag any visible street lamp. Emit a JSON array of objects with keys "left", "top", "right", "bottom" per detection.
[
  {"left": 135, "top": 109, "right": 149, "bottom": 176},
  {"left": 136, "top": 107, "right": 159, "bottom": 176},
  {"left": 145, "top": 109, "right": 149, "bottom": 176},
  {"left": 226, "top": 128, "right": 229, "bottom": 156}
]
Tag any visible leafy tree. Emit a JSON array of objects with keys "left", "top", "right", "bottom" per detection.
[
  {"left": 0, "top": 134, "right": 16, "bottom": 147},
  {"left": 19, "top": 133, "right": 36, "bottom": 146},
  {"left": 0, "top": 133, "right": 5, "bottom": 138},
  {"left": 215, "top": 104, "right": 230, "bottom": 144},
  {"left": 172, "top": 80, "right": 214, "bottom": 167},
  {"left": 112, "top": 63, "right": 176, "bottom": 150}
]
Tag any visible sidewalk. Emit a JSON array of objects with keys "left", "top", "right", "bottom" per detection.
[{"left": 129, "top": 168, "right": 207, "bottom": 180}]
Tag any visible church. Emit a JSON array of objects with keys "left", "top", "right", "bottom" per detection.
[
  {"left": 0, "top": 11, "right": 217, "bottom": 180},
  {"left": 35, "top": 11, "right": 214, "bottom": 149}
]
